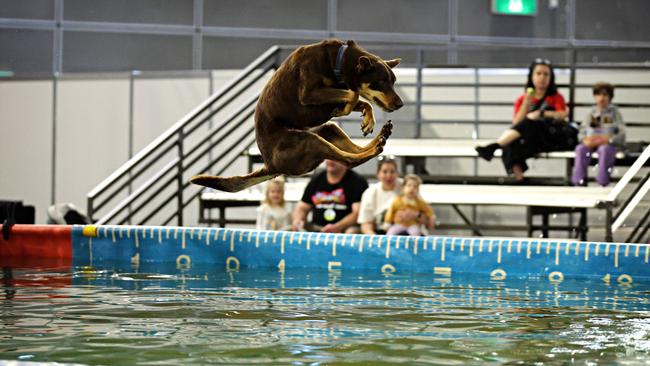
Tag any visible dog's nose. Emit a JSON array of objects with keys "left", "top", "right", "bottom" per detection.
[{"left": 394, "top": 98, "right": 404, "bottom": 110}]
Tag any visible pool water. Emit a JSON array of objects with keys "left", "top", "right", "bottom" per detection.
[{"left": 1, "top": 263, "right": 649, "bottom": 365}]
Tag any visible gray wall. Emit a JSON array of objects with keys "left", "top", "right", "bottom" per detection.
[{"left": 2, "top": 0, "right": 650, "bottom": 74}]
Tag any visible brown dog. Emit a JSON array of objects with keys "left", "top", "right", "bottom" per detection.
[{"left": 190, "top": 39, "right": 403, "bottom": 192}]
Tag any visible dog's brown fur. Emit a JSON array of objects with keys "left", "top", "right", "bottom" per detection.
[{"left": 190, "top": 39, "right": 403, "bottom": 192}]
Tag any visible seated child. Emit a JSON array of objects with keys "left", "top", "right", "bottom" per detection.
[
  {"left": 256, "top": 178, "right": 291, "bottom": 230},
  {"left": 571, "top": 82, "right": 626, "bottom": 186},
  {"left": 383, "top": 174, "right": 436, "bottom": 236}
]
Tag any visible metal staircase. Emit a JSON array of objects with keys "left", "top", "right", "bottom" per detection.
[{"left": 86, "top": 46, "right": 283, "bottom": 226}]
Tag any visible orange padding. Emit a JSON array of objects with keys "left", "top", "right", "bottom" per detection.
[{"left": 0, "top": 224, "right": 72, "bottom": 261}]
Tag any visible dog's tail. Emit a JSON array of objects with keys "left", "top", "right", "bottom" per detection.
[{"left": 190, "top": 166, "right": 278, "bottom": 193}]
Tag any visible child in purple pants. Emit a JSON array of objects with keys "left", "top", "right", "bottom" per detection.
[{"left": 571, "top": 82, "right": 625, "bottom": 186}]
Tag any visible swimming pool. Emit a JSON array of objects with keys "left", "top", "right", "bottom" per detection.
[
  {"left": 1, "top": 225, "right": 649, "bottom": 364},
  {"left": 2, "top": 265, "right": 649, "bottom": 365}
]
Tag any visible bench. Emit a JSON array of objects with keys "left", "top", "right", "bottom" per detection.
[
  {"left": 245, "top": 138, "right": 630, "bottom": 183},
  {"left": 199, "top": 181, "right": 616, "bottom": 241},
  {"left": 203, "top": 142, "right": 649, "bottom": 242}
]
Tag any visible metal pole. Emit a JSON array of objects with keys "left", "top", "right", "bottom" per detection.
[
  {"left": 128, "top": 71, "right": 135, "bottom": 224},
  {"left": 177, "top": 129, "right": 185, "bottom": 226},
  {"left": 473, "top": 68, "right": 480, "bottom": 140},
  {"left": 327, "top": 0, "right": 337, "bottom": 38},
  {"left": 415, "top": 48, "right": 423, "bottom": 138},
  {"left": 193, "top": 0, "right": 203, "bottom": 70},
  {"left": 129, "top": 72, "right": 135, "bottom": 161},
  {"left": 605, "top": 205, "right": 613, "bottom": 242},
  {"left": 207, "top": 71, "right": 214, "bottom": 224},
  {"left": 208, "top": 71, "right": 214, "bottom": 172},
  {"left": 53, "top": 0, "right": 63, "bottom": 74},
  {"left": 472, "top": 68, "right": 480, "bottom": 226},
  {"left": 452, "top": 205, "right": 482, "bottom": 237},
  {"left": 568, "top": 49, "right": 577, "bottom": 122},
  {"left": 51, "top": 0, "right": 63, "bottom": 205},
  {"left": 447, "top": 0, "right": 458, "bottom": 65},
  {"left": 51, "top": 74, "right": 58, "bottom": 205}
]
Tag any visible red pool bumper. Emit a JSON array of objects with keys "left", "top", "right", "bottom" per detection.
[{"left": 0, "top": 224, "right": 72, "bottom": 267}]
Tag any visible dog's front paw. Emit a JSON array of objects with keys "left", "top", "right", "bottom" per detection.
[
  {"left": 361, "top": 114, "right": 376, "bottom": 136},
  {"left": 359, "top": 103, "right": 376, "bottom": 136},
  {"left": 361, "top": 120, "right": 375, "bottom": 136}
]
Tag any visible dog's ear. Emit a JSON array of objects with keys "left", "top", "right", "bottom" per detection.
[
  {"left": 356, "top": 56, "right": 373, "bottom": 74},
  {"left": 346, "top": 40, "right": 357, "bottom": 47},
  {"left": 384, "top": 58, "right": 401, "bottom": 68}
]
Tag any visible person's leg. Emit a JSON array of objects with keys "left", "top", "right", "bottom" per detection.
[
  {"left": 571, "top": 144, "right": 592, "bottom": 186},
  {"left": 502, "top": 141, "right": 529, "bottom": 182},
  {"left": 497, "top": 129, "right": 522, "bottom": 146},
  {"left": 596, "top": 144, "right": 618, "bottom": 186},
  {"left": 512, "top": 165, "right": 525, "bottom": 182},
  {"left": 476, "top": 127, "right": 523, "bottom": 161},
  {"left": 344, "top": 225, "right": 361, "bottom": 234},
  {"left": 504, "top": 120, "right": 547, "bottom": 181},
  {"left": 386, "top": 224, "right": 406, "bottom": 236},
  {"left": 405, "top": 224, "right": 422, "bottom": 236}
]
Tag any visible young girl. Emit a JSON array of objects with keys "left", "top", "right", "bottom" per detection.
[
  {"left": 256, "top": 178, "right": 291, "bottom": 231},
  {"left": 383, "top": 174, "right": 435, "bottom": 236}
]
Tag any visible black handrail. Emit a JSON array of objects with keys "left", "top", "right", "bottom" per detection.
[
  {"left": 87, "top": 45, "right": 281, "bottom": 225},
  {"left": 88, "top": 46, "right": 278, "bottom": 201},
  {"left": 96, "top": 158, "right": 180, "bottom": 225},
  {"left": 626, "top": 207, "right": 650, "bottom": 243},
  {"left": 162, "top": 133, "right": 258, "bottom": 226},
  {"left": 613, "top": 172, "right": 650, "bottom": 223}
]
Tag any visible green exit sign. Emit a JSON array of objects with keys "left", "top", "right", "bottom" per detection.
[{"left": 492, "top": 0, "right": 537, "bottom": 16}]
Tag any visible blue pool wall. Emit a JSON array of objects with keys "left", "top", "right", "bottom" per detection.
[{"left": 72, "top": 225, "right": 650, "bottom": 282}]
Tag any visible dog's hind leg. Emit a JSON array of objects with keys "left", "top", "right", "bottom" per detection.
[
  {"left": 274, "top": 130, "right": 384, "bottom": 173},
  {"left": 190, "top": 166, "right": 278, "bottom": 193},
  {"left": 312, "top": 120, "right": 393, "bottom": 154},
  {"left": 311, "top": 122, "right": 367, "bottom": 153}
]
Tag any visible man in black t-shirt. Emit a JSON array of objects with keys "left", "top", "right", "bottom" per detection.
[{"left": 292, "top": 160, "right": 369, "bottom": 233}]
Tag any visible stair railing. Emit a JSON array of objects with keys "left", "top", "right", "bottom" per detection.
[
  {"left": 87, "top": 46, "right": 282, "bottom": 225},
  {"left": 609, "top": 144, "right": 650, "bottom": 241}
]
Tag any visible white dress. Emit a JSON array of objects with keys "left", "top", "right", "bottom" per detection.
[{"left": 256, "top": 204, "right": 291, "bottom": 231}]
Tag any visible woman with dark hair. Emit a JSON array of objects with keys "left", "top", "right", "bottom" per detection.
[{"left": 475, "top": 59, "right": 577, "bottom": 183}]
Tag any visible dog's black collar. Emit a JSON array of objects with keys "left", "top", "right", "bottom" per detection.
[{"left": 333, "top": 44, "right": 348, "bottom": 86}]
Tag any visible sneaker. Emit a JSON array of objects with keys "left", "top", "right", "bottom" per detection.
[{"left": 475, "top": 145, "right": 494, "bottom": 161}]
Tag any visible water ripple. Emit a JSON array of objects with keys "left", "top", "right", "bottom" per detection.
[{"left": 0, "top": 266, "right": 649, "bottom": 365}]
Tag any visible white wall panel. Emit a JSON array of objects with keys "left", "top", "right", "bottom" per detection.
[
  {"left": 55, "top": 79, "right": 130, "bottom": 214},
  {"left": 133, "top": 78, "right": 209, "bottom": 152},
  {"left": 0, "top": 80, "right": 52, "bottom": 223}
]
